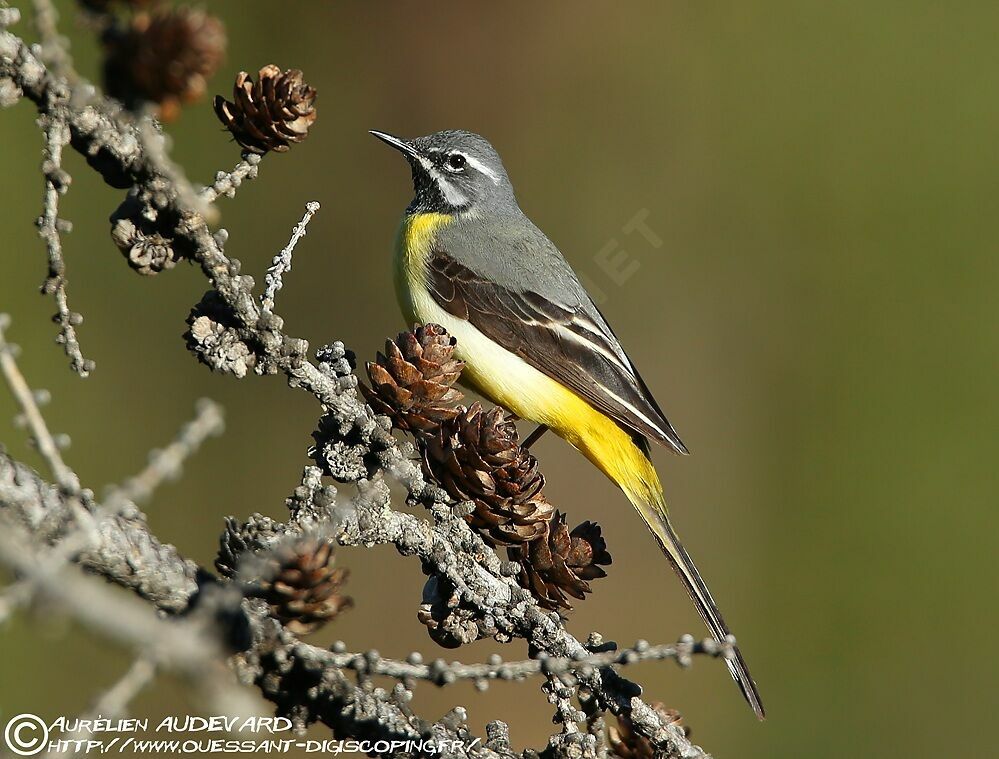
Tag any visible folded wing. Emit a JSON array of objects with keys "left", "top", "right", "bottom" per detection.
[{"left": 426, "top": 250, "right": 688, "bottom": 454}]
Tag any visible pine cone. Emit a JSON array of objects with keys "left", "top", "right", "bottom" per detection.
[
  {"left": 110, "top": 217, "right": 178, "bottom": 275},
  {"left": 215, "top": 513, "right": 282, "bottom": 579},
  {"left": 185, "top": 290, "right": 257, "bottom": 378},
  {"left": 422, "top": 403, "right": 552, "bottom": 545},
  {"left": 607, "top": 703, "right": 687, "bottom": 759},
  {"left": 360, "top": 324, "right": 464, "bottom": 434},
  {"left": 512, "top": 512, "right": 612, "bottom": 610},
  {"left": 213, "top": 65, "right": 317, "bottom": 154},
  {"left": 247, "top": 537, "right": 352, "bottom": 635},
  {"left": 103, "top": 8, "right": 226, "bottom": 120}
]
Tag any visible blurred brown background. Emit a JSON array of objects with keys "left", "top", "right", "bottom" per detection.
[{"left": 2, "top": 2, "right": 998, "bottom": 757}]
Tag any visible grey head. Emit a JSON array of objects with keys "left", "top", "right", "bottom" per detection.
[{"left": 370, "top": 129, "right": 517, "bottom": 215}]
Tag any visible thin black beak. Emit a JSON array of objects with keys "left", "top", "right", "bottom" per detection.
[{"left": 369, "top": 130, "right": 422, "bottom": 161}]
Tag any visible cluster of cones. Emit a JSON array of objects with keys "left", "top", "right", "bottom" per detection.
[
  {"left": 82, "top": 0, "right": 316, "bottom": 150},
  {"left": 361, "top": 324, "right": 611, "bottom": 610}
]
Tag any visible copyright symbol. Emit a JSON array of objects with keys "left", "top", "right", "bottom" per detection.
[{"left": 4, "top": 714, "right": 48, "bottom": 756}]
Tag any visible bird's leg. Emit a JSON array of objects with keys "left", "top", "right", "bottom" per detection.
[{"left": 522, "top": 425, "right": 549, "bottom": 449}]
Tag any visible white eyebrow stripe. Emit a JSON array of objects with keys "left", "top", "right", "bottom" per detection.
[{"left": 459, "top": 152, "right": 502, "bottom": 184}]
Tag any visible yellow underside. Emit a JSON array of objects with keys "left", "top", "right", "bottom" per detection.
[{"left": 394, "top": 212, "right": 665, "bottom": 511}]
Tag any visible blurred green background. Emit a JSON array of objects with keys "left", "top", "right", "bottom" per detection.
[{"left": 2, "top": 1, "right": 998, "bottom": 756}]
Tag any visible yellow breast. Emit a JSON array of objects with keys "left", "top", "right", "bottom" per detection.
[{"left": 394, "top": 212, "right": 452, "bottom": 326}]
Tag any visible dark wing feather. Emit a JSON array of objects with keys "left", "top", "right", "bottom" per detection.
[{"left": 426, "top": 250, "right": 688, "bottom": 454}]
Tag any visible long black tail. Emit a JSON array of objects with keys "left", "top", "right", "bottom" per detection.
[{"left": 632, "top": 493, "right": 766, "bottom": 719}]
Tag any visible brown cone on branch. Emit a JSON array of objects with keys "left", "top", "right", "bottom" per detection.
[
  {"left": 246, "top": 536, "right": 352, "bottom": 635},
  {"left": 607, "top": 703, "right": 688, "bottom": 759},
  {"left": 511, "top": 511, "right": 612, "bottom": 610},
  {"left": 214, "top": 65, "right": 317, "bottom": 154},
  {"left": 360, "top": 324, "right": 465, "bottom": 434},
  {"left": 103, "top": 8, "right": 226, "bottom": 120},
  {"left": 422, "top": 403, "right": 553, "bottom": 546}
]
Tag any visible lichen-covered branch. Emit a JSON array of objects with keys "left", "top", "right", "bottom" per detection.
[
  {"left": 308, "top": 635, "right": 734, "bottom": 688},
  {"left": 0, "top": 5, "right": 719, "bottom": 757},
  {"left": 0, "top": 526, "right": 260, "bottom": 726},
  {"left": 201, "top": 155, "right": 262, "bottom": 204},
  {"left": 0, "top": 447, "right": 200, "bottom": 612},
  {"left": 262, "top": 201, "right": 320, "bottom": 312},
  {"left": 37, "top": 111, "right": 92, "bottom": 376}
]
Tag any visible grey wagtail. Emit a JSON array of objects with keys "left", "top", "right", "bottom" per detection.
[{"left": 371, "top": 128, "right": 765, "bottom": 719}]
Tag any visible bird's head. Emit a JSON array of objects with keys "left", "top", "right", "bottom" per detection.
[{"left": 370, "top": 129, "right": 515, "bottom": 215}]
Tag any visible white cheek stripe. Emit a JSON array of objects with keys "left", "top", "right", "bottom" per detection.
[{"left": 428, "top": 166, "right": 470, "bottom": 207}]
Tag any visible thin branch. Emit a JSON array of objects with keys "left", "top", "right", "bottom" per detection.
[
  {"left": 136, "top": 118, "right": 218, "bottom": 223},
  {"left": 581, "top": 689, "right": 611, "bottom": 759},
  {"left": 544, "top": 674, "right": 589, "bottom": 756},
  {"left": 0, "top": 528, "right": 90, "bottom": 625},
  {"left": 58, "top": 658, "right": 158, "bottom": 759},
  {"left": 0, "top": 316, "right": 200, "bottom": 610},
  {"left": 0, "top": 578, "right": 33, "bottom": 623},
  {"left": 38, "top": 115, "right": 91, "bottom": 376},
  {"left": 0, "top": 450, "right": 199, "bottom": 612},
  {"left": 89, "top": 657, "right": 158, "bottom": 718},
  {"left": 0, "top": 313, "right": 79, "bottom": 492},
  {"left": 261, "top": 201, "right": 320, "bottom": 312},
  {"left": 105, "top": 398, "right": 225, "bottom": 509},
  {"left": 29, "top": 0, "right": 75, "bottom": 81},
  {"left": 303, "top": 636, "right": 733, "bottom": 687},
  {"left": 200, "top": 154, "right": 262, "bottom": 204}
]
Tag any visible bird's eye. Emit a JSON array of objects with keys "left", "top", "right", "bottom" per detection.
[{"left": 446, "top": 153, "right": 467, "bottom": 171}]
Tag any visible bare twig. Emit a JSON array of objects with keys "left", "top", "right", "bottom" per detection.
[
  {"left": 106, "top": 398, "right": 225, "bottom": 509},
  {"left": 91, "top": 657, "right": 158, "bottom": 718},
  {"left": 581, "top": 688, "right": 611, "bottom": 759},
  {"left": 0, "top": 578, "right": 33, "bottom": 623},
  {"left": 38, "top": 115, "right": 92, "bottom": 376},
  {"left": 200, "top": 154, "right": 262, "bottom": 204},
  {"left": 137, "top": 118, "right": 213, "bottom": 220},
  {"left": 545, "top": 674, "right": 589, "bottom": 756},
  {"left": 0, "top": 529, "right": 90, "bottom": 624},
  {"left": 0, "top": 317, "right": 196, "bottom": 611},
  {"left": 261, "top": 201, "right": 320, "bottom": 312},
  {"left": 58, "top": 658, "right": 158, "bottom": 759},
  {"left": 303, "top": 635, "right": 732, "bottom": 687},
  {"left": 0, "top": 313, "right": 79, "bottom": 492},
  {"left": 30, "top": 0, "right": 74, "bottom": 80}
]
